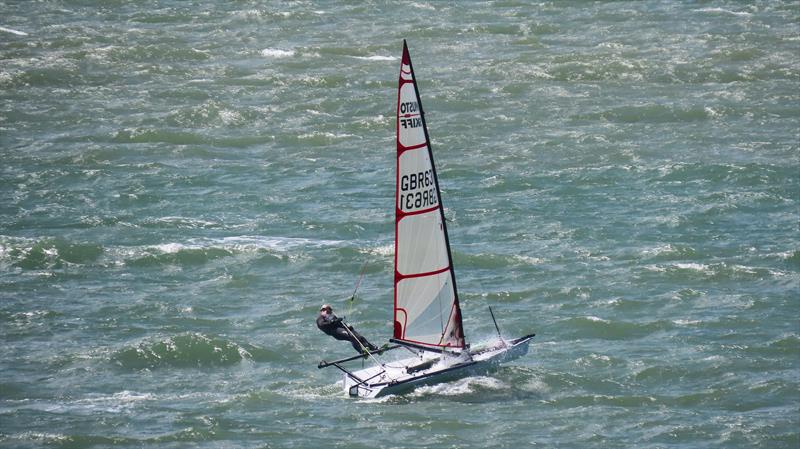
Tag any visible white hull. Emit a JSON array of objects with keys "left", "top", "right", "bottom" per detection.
[{"left": 344, "top": 335, "right": 534, "bottom": 398}]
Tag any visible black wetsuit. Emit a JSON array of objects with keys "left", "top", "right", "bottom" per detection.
[{"left": 316, "top": 313, "right": 377, "bottom": 353}]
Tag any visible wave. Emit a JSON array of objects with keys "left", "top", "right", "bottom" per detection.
[
  {"left": 693, "top": 7, "right": 753, "bottom": 17},
  {"left": 350, "top": 55, "right": 396, "bottom": 61},
  {"left": 122, "top": 236, "right": 342, "bottom": 268},
  {"left": 411, "top": 376, "right": 508, "bottom": 398},
  {"left": 452, "top": 250, "right": 546, "bottom": 271},
  {"left": 549, "top": 394, "right": 657, "bottom": 408},
  {"left": 579, "top": 104, "right": 714, "bottom": 124},
  {"left": 653, "top": 162, "right": 792, "bottom": 186},
  {"left": 639, "top": 244, "right": 699, "bottom": 261},
  {"left": 785, "top": 250, "right": 800, "bottom": 267},
  {"left": 0, "top": 237, "right": 103, "bottom": 270},
  {"left": 112, "top": 128, "right": 208, "bottom": 145},
  {"left": 1, "top": 235, "right": 343, "bottom": 270},
  {"left": 140, "top": 216, "right": 222, "bottom": 230},
  {"left": 294, "top": 131, "right": 358, "bottom": 146},
  {"left": 123, "top": 246, "right": 234, "bottom": 267},
  {"left": 163, "top": 100, "right": 257, "bottom": 128},
  {"left": 111, "top": 332, "right": 275, "bottom": 370},
  {"left": 0, "top": 26, "right": 28, "bottom": 36},
  {"left": 744, "top": 333, "right": 800, "bottom": 358},
  {"left": 260, "top": 48, "right": 295, "bottom": 58},
  {"left": 1, "top": 309, "right": 63, "bottom": 338},
  {"left": 466, "top": 289, "right": 536, "bottom": 305},
  {"left": 2, "top": 309, "right": 62, "bottom": 322},
  {"left": 111, "top": 126, "right": 277, "bottom": 147},
  {"left": 642, "top": 262, "right": 786, "bottom": 281},
  {"left": 561, "top": 316, "right": 672, "bottom": 340}
]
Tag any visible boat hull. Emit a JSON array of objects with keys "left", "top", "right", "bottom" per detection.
[{"left": 344, "top": 334, "right": 534, "bottom": 398}]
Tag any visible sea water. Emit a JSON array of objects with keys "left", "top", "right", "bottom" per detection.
[{"left": 1, "top": 1, "right": 798, "bottom": 448}]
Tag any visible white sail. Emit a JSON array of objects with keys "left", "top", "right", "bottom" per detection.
[{"left": 393, "top": 41, "right": 465, "bottom": 350}]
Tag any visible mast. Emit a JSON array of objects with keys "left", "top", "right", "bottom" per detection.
[{"left": 393, "top": 40, "right": 465, "bottom": 350}]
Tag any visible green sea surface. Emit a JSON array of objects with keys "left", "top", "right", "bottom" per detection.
[{"left": 1, "top": 1, "right": 798, "bottom": 448}]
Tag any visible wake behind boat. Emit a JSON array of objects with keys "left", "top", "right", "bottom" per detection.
[{"left": 318, "top": 41, "right": 534, "bottom": 399}]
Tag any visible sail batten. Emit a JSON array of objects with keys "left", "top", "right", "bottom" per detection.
[{"left": 393, "top": 40, "right": 465, "bottom": 350}]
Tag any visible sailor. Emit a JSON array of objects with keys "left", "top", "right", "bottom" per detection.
[{"left": 316, "top": 304, "right": 378, "bottom": 353}]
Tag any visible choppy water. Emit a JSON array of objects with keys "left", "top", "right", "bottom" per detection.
[{"left": 1, "top": 1, "right": 799, "bottom": 448}]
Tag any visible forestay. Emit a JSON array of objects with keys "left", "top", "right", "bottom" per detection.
[{"left": 393, "top": 41, "right": 465, "bottom": 350}]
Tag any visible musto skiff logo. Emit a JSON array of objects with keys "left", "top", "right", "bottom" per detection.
[
  {"left": 399, "top": 101, "right": 422, "bottom": 129},
  {"left": 400, "top": 169, "right": 438, "bottom": 211}
]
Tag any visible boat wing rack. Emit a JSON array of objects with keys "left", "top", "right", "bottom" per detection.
[
  {"left": 317, "top": 344, "right": 402, "bottom": 369},
  {"left": 318, "top": 345, "right": 403, "bottom": 393}
]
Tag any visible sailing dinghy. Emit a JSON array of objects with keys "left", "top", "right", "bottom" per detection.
[{"left": 318, "top": 41, "right": 534, "bottom": 398}]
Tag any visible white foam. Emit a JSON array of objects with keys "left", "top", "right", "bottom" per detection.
[
  {"left": 64, "top": 390, "right": 155, "bottom": 413},
  {"left": 673, "top": 319, "right": 701, "bottom": 326},
  {"left": 367, "top": 244, "right": 394, "bottom": 257},
  {"left": 286, "top": 383, "right": 341, "bottom": 401},
  {"left": 7, "top": 432, "right": 68, "bottom": 443},
  {"left": 643, "top": 265, "right": 667, "bottom": 273},
  {"left": 359, "top": 394, "right": 396, "bottom": 404},
  {"left": 513, "top": 254, "right": 544, "bottom": 265},
  {"left": 0, "top": 26, "right": 28, "bottom": 36},
  {"left": 412, "top": 376, "right": 507, "bottom": 397},
  {"left": 103, "top": 235, "right": 344, "bottom": 266},
  {"left": 166, "top": 236, "right": 341, "bottom": 253},
  {"left": 673, "top": 263, "right": 711, "bottom": 272},
  {"left": 0, "top": 70, "right": 14, "bottom": 84},
  {"left": 218, "top": 108, "right": 243, "bottom": 125},
  {"left": 155, "top": 216, "right": 219, "bottom": 228},
  {"left": 153, "top": 243, "right": 185, "bottom": 253},
  {"left": 641, "top": 244, "right": 677, "bottom": 257},
  {"left": 260, "top": 48, "right": 295, "bottom": 58},
  {"left": 409, "top": 2, "right": 436, "bottom": 10},
  {"left": 521, "top": 377, "right": 550, "bottom": 394},
  {"left": 351, "top": 55, "right": 396, "bottom": 61},
  {"left": 297, "top": 131, "right": 355, "bottom": 140},
  {"left": 12, "top": 310, "right": 53, "bottom": 320},
  {"left": 693, "top": 7, "right": 752, "bottom": 17}
]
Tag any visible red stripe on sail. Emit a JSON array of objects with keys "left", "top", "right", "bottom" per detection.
[
  {"left": 395, "top": 338, "right": 464, "bottom": 349},
  {"left": 395, "top": 204, "right": 439, "bottom": 220},
  {"left": 394, "top": 265, "right": 450, "bottom": 283},
  {"left": 394, "top": 306, "right": 408, "bottom": 339},
  {"left": 399, "top": 141, "right": 425, "bottom": 148},
  {"left": 398, "top": 141, "right": 427, "bottom": 154}
]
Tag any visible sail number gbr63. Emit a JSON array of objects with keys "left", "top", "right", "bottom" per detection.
[{"left": 399, "top": 169, "right": 438, "bottom": 211}]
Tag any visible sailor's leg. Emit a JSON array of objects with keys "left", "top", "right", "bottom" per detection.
[
  {"left": 348, "top": 327, "right": 378, "bottom": 351},
  {"left": 358, "top": 335, "right": 378, "bottom": 351},
  {"left": 332, "top": 326, "right": 352, "bottom": 342},
  {"left": 348, "top": 338, "right": 362, "bottom": 353},
  {"left": 336, "top": 325, "right": 374, "bottom": 352}
]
